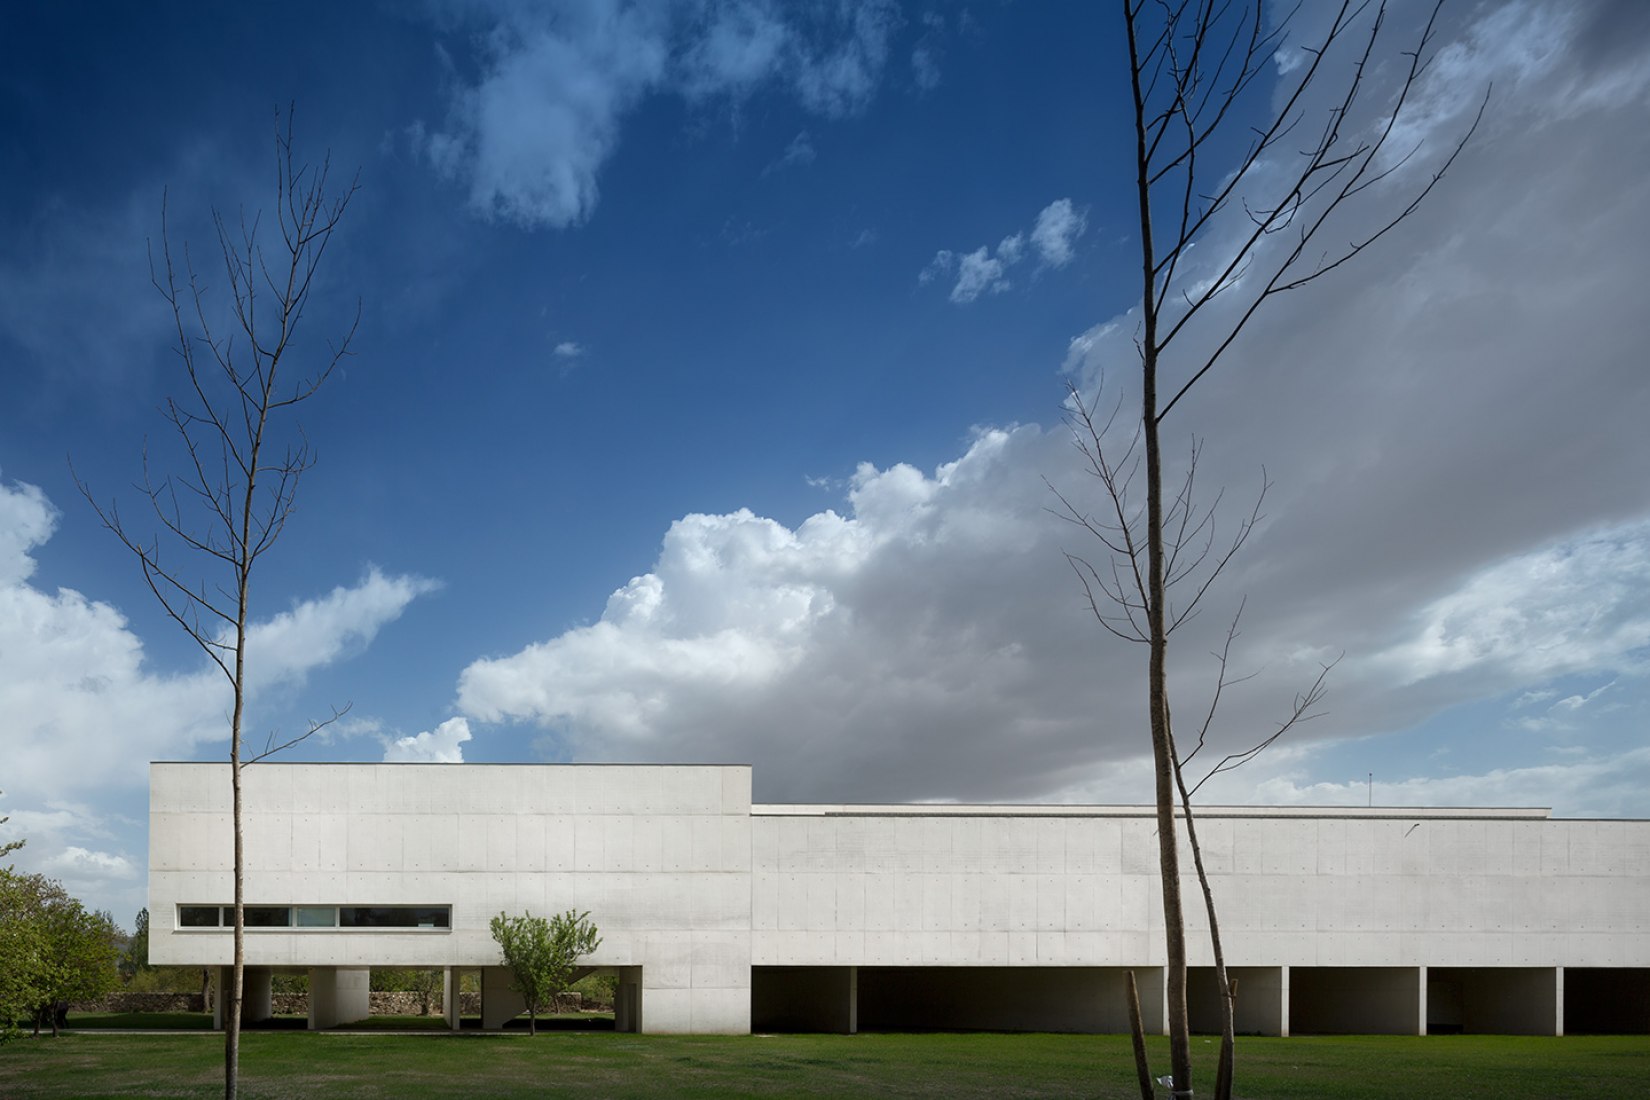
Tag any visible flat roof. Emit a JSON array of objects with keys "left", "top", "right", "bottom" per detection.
[{"left": 753, "top": 803, "right": 1554, "bottom": 820}]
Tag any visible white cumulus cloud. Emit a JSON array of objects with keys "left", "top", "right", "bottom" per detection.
[
  {"left": 383, "top": 716, "right": 474, "bottom": 763},
  {"left": 45, "top": 846, "right": 137, "bottom": 880},
  {"left": 0, "top": 475, "right": 439, "bottom": 798},
  {"left": 0, "top": 471, "right": 54, "bottom": 586}
]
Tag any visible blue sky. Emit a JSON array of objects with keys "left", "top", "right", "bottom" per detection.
[{"left": 3, "top": 0, "right": 1648, "bottom": 925}]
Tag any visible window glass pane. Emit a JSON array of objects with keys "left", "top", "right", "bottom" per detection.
[
  {"left": 339, "top": 905, "right": 450, "bottom": 929},
  {"left": 295, "top": 906, "right": 336, "bottom": 927},
  {"left": 179, "top": 906, "right": 219, "bottom": 928},
  {"left": 243, "top": 906, "right": 291, "bottom": 927},
  {"left": 411, "top": 906, "right": 450, "bottom": 929}
]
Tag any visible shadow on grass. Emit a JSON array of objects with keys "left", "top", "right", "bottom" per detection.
[
  {"left": 465, "top": 1013, "right": 616, "bottom": 1033},
  {"left": 59, "top": 1012, "right": 213, "bottom": 1031}
]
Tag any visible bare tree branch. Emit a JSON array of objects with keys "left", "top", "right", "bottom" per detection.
[
  {"left": 74, "top": 110, "right": 357, "bottom": 1100},
  {"left": 1052, "top": 4, "right": 1480, "bottom": 1094},
  {"left": 249, "top": 703, "right": 354, "bottom": 764},
  {"left": 1188, "top": 654, "right": 1340, "bottom": 799}
]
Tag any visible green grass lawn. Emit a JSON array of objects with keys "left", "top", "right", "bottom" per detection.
[
  {"left": 51, "top": 1012, "right": 214, "bottom": 1031},
  {"left": 1, "top": 1031, "right": 1646, "bottom": 1099}
]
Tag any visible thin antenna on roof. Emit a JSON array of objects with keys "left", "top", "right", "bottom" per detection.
[{"left": 1368, "top": 773, "right": 1373, "bottom": 808}]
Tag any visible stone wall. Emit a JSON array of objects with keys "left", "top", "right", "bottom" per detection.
[
  {"left": 72, "top": 992, "right": 206, "bottom": 1013},
  {"left": 73, "top": 989, "right": 593, "bottom": 1018},
  {"left": 267, "top": 991, "right": 582, "bottom": 1016}
]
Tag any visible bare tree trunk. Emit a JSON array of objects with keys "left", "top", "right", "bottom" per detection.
[
  {"left": 1173, "top": 761, "right": 1235, "bottom": 1100},
  {"left": 1127, "top": 4, "right": 1192, "bottom": 1090},
  {"left": 226, "top": 717, "right": 243, "bottom": 1099},
  {"left": 1126, "top": 970, "right": 1154, "bottom": 1100},
  {"left": 225, "top": 322, "right": 264, "bottom": 1100},
  {"left": 1101, "top": 4, "right": 1480, "bottom": 1095}
]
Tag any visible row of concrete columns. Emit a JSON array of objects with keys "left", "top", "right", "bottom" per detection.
[{"left": 214, "top": 964, "right": 1642, "bottom": 1035}]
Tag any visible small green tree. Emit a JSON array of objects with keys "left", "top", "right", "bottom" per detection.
[
  {"left": 489, "top": 909, "right": 601, "bottom": 1035},
  {"left": 123, "top": 909, "right": 208, "bottom": 996},
  {"left": 120, "top": 907, "right": 150, "bottom": 982},
  {"left": 372, "top": 967, "right": 440, "bottom": 1014},
  {"left": 409, "top": 968, "right": 441, "bottom": 1016},
  {"left": 0, "top": 870, "right": 120, "bottom": 1037}
]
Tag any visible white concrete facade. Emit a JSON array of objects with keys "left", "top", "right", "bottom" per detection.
[{"left": 149, "top": 763, "right": 1650, "bottom": 1035}]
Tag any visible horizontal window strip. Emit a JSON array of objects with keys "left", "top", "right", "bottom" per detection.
[{"left": 176, "top": 904, "right": 450, "bottom": 930}]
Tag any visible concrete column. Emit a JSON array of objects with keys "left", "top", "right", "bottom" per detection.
[
  {"left": 443, "top": 968, "right": 458, "bottom": 1031},
  {"left": 243, "top": 967, "right": 274, "bottom": 1024},
  {"left": 309, "top": 966, "right": 371, "bottom": 1030},
  {"left": 1225, "top": 966, "right": 1286, "bottom": 1037},
  {"left": 481, "top": 965, "right": 527, "bottom": 1029},
  {"left": 847, "top": 966, "right": 858, "bottom": 1035},
  {"left": 209, "top": 966, "right": 272, "bottom": 1029},
  {"left": 1555, "top": 967, "right": 1565, "bottom": 1037},
  {"left": 339, "top": 967, "right": 371, "bottom": 1028},
  {"left": 1417, "top": 966, "right": 1428, "bottom": 1037},
  {"left": 615, "top": 966, "right": 643, "bottom": 1034},
  {"left": 306, "top": 967, "right": 329, "bottom": 1030}
]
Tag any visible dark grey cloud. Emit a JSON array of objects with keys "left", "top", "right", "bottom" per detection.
[{"left": 459, "top": 0, "right": 1650, "bottom": 808}]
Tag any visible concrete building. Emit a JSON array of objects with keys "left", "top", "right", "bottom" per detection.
[{"left": 148, "top": 762, "right": 1650, "bottom": 1035}]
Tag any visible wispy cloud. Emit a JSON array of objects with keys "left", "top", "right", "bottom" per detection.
[
  {"left": 910, "top": 11, "right": 946, "bottom": 92},
  {"left": 415, "top": 0, "right": 902, "bottom": 229},
  {"left": 1030, "top": 198, "right": 1086, "bottom": 267},
  {"left": 762, "top": 131, "right": 817, "bottom": 176},
  {"left": 921, "top": 198, "right": 1087, "bottom": 304}
]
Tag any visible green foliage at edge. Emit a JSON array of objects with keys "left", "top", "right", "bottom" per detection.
[{"left": 0, "top": 869, "right": 120, "bottom": 1042}]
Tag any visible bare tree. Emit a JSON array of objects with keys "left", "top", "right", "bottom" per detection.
[
  {"left": 78, "top": 114, "right": 357, "bottom": 1100},
  {"left": 0, "top": 794, "right": 23, "bottom": 861},
  {"left": 1056, "top": 2, "right": 1483, "bottom": 1096}
]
